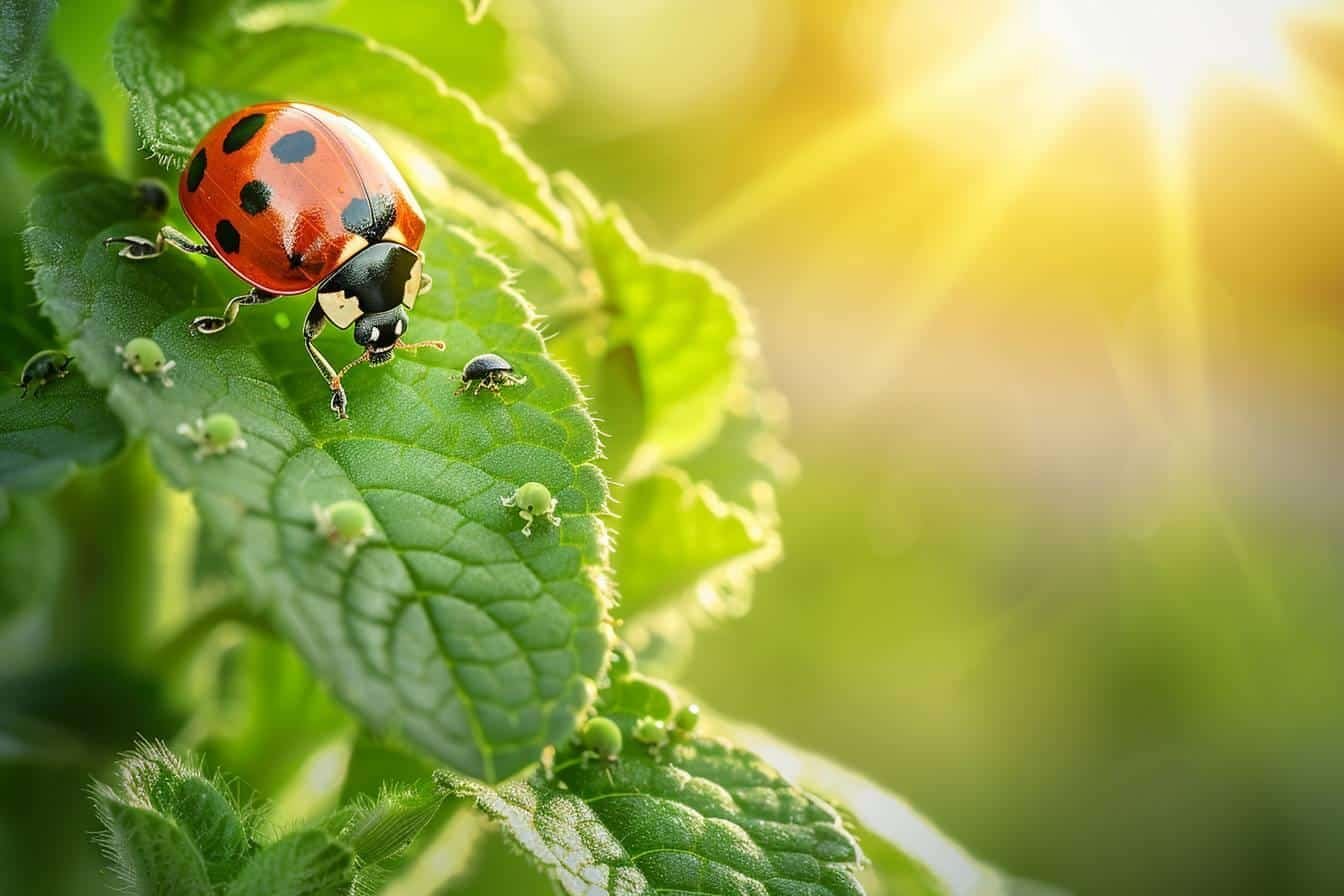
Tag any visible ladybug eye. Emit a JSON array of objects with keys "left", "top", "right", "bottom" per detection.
[
  {"left": 369, "top": 327, "right": 381, "bottom": 343},
  {"left": 395, "top": 320, "right": 405, "bottom": 336}
]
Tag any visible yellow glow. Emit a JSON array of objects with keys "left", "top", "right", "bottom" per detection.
[{"left": 1025, "top": 0, "right": 1316, "bottom": 128}]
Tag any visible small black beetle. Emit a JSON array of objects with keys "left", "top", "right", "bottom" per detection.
[
  {"left": 456, "top": 353, "right": 527, "bottom": 396},
  {"left": 17, "top": 350, "right": 73, "bottom": 398}
]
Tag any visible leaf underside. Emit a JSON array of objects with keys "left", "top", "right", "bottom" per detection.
[{"left": 26, "top": 172, "right": 611, "bottom": 782}]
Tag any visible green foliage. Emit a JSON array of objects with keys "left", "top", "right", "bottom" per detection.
[
  {"left": 26, "top": 172, "right": 610, "bottom": 782},
  {"left": 93, "top": 741, "right": 446, "bottom": 896}
]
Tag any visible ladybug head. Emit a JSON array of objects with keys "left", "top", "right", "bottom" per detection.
[{"left": 353, "top": 308, "right": 408, "bottom": 366}]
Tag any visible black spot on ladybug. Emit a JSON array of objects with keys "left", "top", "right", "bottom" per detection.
[
  {"left": 288, "top": 251, "right": 305, "bottom": 270},
  {"left": 215, "top": 220, "right": 241, "bottom": 254},
  {"left": 271, "top": 130, "right": 316, "bottom": 164},
  {"left": 186, "top": 149, "right": 207, "bottom": 192},
  {"left": 223, "top": 113, "right": 267, "bottom": 153},
  {"left": 341, "top": 194, "right": 397, "bottom": 241},
  {"left": 239, "top": 180, "right": 271, "bottom": 216}
]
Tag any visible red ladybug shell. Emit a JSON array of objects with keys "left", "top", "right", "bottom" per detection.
[{"left": 178, "top": 102, "right": 426, "bottom": 296}]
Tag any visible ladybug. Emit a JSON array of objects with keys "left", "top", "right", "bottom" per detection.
[{"left": 105, "top": 102, "right": 444, "bottom": 418}]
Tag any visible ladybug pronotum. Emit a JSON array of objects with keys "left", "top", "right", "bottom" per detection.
[{"left": 105, "top": 102, "right": 445, "bottom": 419}]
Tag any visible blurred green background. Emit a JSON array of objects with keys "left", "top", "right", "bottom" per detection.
[
  {"left": 6, "top": 1, "right": 1344, "bottom": 894},
  {"left": 516, "top": 2, "right": 1344, "bottom": 893}
]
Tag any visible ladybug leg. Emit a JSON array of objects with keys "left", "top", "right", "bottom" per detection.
[
  {"left": 162, "top": 226, "right": 216, "bottom": 257},
  {"left": 190, "top": 287, "right": 279, "bottom": 335},
  {"left": 104, "top": 226, "right": 214, "bottom": 261},
  {"left": 304, "top": 303, "right": 348, "bottom": 420}
]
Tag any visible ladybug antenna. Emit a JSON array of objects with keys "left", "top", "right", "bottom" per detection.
[
  {"left": 395, "top": 339, "right": 447, "bottom": 354},
  {"left": 335, "top": 350, "right": 371, "bottom": 382}
]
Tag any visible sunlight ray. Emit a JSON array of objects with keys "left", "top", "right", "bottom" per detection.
[
  {"left": 1272, "top": 83, "right": 1344, "bottom": 162},
  {"left": 1150, "top": 121, "right": 1212, "bottom": 466},
  {"left": 876, "top": 86, "right": 1084, "bottom": 376},
  {"left": 675, "top": 22, "right": 1031, "bottom": 254}
]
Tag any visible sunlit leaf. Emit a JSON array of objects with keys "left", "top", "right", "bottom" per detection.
[
  {"left": 446, "top": 677, "right": 865, "bottom": 896},
  {"left": 559, "top": 176, "right": 751, "bottom": 476},
  {"left": 613, "top": 470, "right": 775, "bottom": 620},
  {"left": 323, "top": 0, "right": 557, "bottom": 124},
  {"left": 27, "top": 172, "right": 612, "bottom": 782}
]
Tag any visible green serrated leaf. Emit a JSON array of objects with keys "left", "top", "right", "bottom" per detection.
[
  {"left": 336, "top": 779, "right": 445, "bottom": 867},
  {"left": 0, "top": 0, "right": 56, "bottom": 90},
  {"left": 93, "top": 797, "right": 215, "bottom": 896},
  {"left": 113, "top": 8, "right": 571, "bottom": 236},
  {"left": 92, "top": 741, "right": 255, "bottom": 896},
  {"left": 227, "top": 829, "right": 355, "bottom": 896},
  {"left": 446, "top": 676, "right": 864, "bottom": 896},
  {"left": 613, "top": 470, "right": 775, "bottom": 620},
  {"left": 559, "top": 176, "right": 751, "bottom": 476},
  {"left": 323, "top": 0, "right": 526, "bottom": 113},
  {"left": 678, "top": 369, "right": 796, "bottom": 519},
  {"left": 0, "top": 1, "right": 103, "bottom": 161},
  {"left": 26, "top": 172, "right": 612, "bottom": 782},
  {"left": 446, "top": 734, "right": 864, "bottom": 896},
  {"left": 0, "top": 371, "right": 125, "bottom": 494}
]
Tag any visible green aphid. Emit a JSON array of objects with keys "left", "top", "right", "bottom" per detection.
[
  {"left": 580, "top": 716, "right": 623, "bottom": 762},
  {"left": 178, "top": 412, "right": 247, "bottom": 460},
  {"left": 117, "top": 337, "right": 175, "bottom": 386},
  {"left": 313, "top": 499, "right": 375, "bottom": 556},
  {"left": 501, "top": 481, "right": 560, "bottom": 537},
  {"left": 672, "top": 703, "right": 701, "bottom": 736},
  {"left": 632, "top": 715, "right": 669, "bottom": 754}
]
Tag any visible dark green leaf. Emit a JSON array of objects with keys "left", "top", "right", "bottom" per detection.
[
  {"left": 92, "top": 741, "right": 255, "bottom": 895},
  {"left": 93, "top": 798, "right": 215, "bottom": 896},
  {"left": 0, "top": 1, "right": 102, "bottom": 161},
  {"left": 226, "top": 829, "right": 354, "bottom": 896},
  {"left": 0, "top": 0, "right": 55, "bottom": 90},
  {"left": 0, "top": 371, "right": 125, "bottom": 493}
]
